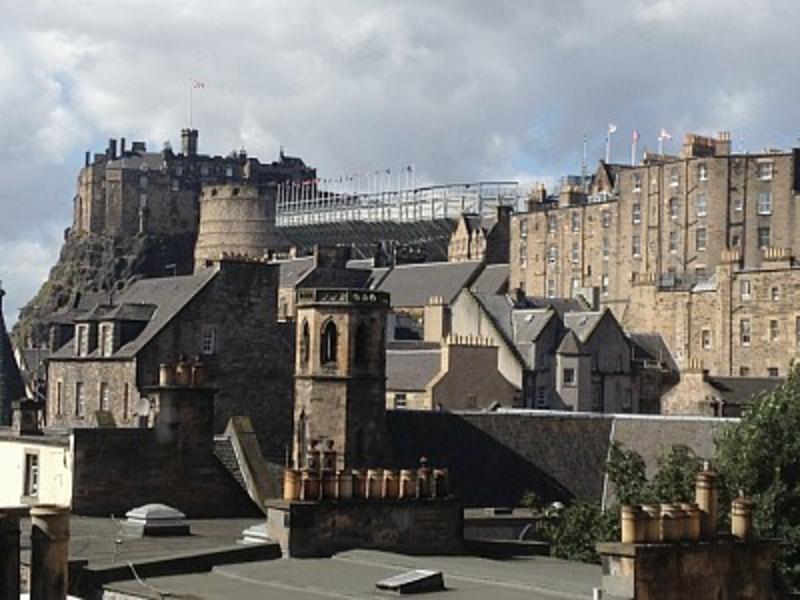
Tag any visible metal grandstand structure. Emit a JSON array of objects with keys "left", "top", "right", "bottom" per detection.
[{"left": 275, "top": 181, "right": 520, "bottom": 226}]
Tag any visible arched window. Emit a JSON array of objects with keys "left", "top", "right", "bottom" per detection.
[
  {"left": 300, "top": 320, "right": 310, "bottom": 365},
  {"left": 321, "top": 320, "right": 338, "bottom": 365},
  {"left": 355, "top": 321, "right": 369, "bottom": 367}
]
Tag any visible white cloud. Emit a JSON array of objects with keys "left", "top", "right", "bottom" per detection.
[{"left": 2, "top": 0, "right": 800, "bottom": 320}]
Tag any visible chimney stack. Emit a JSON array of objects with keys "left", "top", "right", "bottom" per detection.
[{"left": 29, "top": 505, "right": 70, "bottom": 600}]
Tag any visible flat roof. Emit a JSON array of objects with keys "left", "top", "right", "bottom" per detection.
[{"left": 104, "top": 548, "right": 601, "bottom": 599}]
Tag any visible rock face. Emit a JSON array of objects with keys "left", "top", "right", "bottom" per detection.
[{"left": 13, "top": 231, "right": 196, "bottom": 347}]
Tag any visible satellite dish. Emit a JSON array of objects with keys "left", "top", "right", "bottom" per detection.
[{"left": 135, "top": 398, "right": 151, "bottom": 417}]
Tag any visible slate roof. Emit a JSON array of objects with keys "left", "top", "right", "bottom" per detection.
[
  {"left": 629, "top": 332, "right": 679, "bottom": 372},
  {"left": 0, "top": 288, "right": 26, "bottom": 424},
  {"left": 375, "top": 261, "right": 483, "bottom": 307},
  {"left": 275, "top": 256, "right": 315, "bottom": 287},
  {"left": 563, "top": 311, "right": 605, "bottom": 343},
  {"left": 52, "top": 268, "right": 217, "bottom": 359},
  {"left": 470, "top": 263, "right": 508, "bottom": 295},
  {"left": 471, "top": 292, "right": 516, "bottom": 345},
  {"left": 386, "top": 347, "right": 442, "bottom": 391},
  {"left": 557, "top": 330, "right": 584, "bottom": 355},
  {"left": 511, "top": 309, "right": 555, "bottom": 345},
  {"left": 527, "top": 296, "right": 587, "bottom": 316},
  {"left": 706, "top": 376, "right": 784, "bottom": 407}
]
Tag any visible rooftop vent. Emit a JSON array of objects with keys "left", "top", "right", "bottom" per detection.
[
  {"left": 376, "top": 570, "right": 445, "bottom": 594},
  {"left": 122, "top": 503, "right": 190, "bottom": 537}
]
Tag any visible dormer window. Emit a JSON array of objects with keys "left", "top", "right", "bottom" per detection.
[
  {"left": 321, "top": 320, "right": 338, "bottom": 365},
  {"left": 100, "top": 322, "right": 115, "bottom": 357},
  {"left": 75, "top": 324, "right": 89, "bottom": 357}
]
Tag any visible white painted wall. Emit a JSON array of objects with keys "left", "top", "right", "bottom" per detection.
[{"left": 0, "top": 438, "right": 73, "bottom": 507}]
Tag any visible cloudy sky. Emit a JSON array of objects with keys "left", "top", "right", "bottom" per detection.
[{"left": 1, "top": 0, "right": 799, "bottom": 319}]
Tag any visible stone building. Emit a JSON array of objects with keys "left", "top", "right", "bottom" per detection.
[
  {"left": 447, "top": 206, "right": 511, "bottom": 263},
  {"left": 45, "top": 259, "right": 294, "bottom": 461},
  {"left": 292, "top": 287, "right": 390, "bottom": 469},
  {"left": 510, "top": 132, "right": 800, "bottom": 377},
  {"left": 385, "top": 337, "right": 520, "bottom": 410},
  {"left": 72, "top": 130, "right": 314, "bottom": 239},
  {"left": 0, "top": 285, "right": 26, "bottom": 425}
]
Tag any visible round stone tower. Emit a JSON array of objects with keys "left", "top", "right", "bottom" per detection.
[{"left": 194, "top": 183, "right": 287, "bottom": 269}]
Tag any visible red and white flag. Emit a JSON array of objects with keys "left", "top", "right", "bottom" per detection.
[
  {"left": 632, "top": 129, "right": 640, "bottom": 142},
  {"left": 191, "top": 79, "right": 206, "bottom": 89},
  {"left": 659, "top": 128, "right": 672, "bottom": 140}
]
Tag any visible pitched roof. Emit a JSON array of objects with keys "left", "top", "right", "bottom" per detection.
[
  {"left": 512, "top": 309, "right": 555, "bottom": 344},
  {"left": 629, "top": 332, "right": 679, "bottom": 372},
  {"left": 470, "top": 263, "right": 509, "bottom": 295},
  {"left": 375, "top": 261, "right": 483, "bottom": 307},
  {"left": 526, "top": 296, "right": 588, "bottom": 316},
  {"left": 706, "top": 376, "right": 784, "bottom": 407},
  {"left": 563, "top": 311, "right": 605, "bottom": 344},
  {"left": 386, "top": 348, "right": 442, "bottom": 391},
  {"left": 557, "top": 330, "right": 584, "bottom": 355},
  {"left": 0, "top": 288, "right": 26, "bottom": 424},
  {"left": 51, "top": 268, "right": 218, "bottom": 359},
  {"left": 275, "top": 256, "right": 315, "bottom": 287}
]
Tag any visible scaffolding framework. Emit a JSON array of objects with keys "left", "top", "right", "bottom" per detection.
[{"left": 275, "top": 181, "right": 520, "bottom": 227}]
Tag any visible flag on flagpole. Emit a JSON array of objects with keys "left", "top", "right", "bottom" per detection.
[
  {"left": 192, "top": 79, "right": 206, "bottom": 89},
  {"left": 608, "top": 123, "right": 617, "bottom": 134},
  {"left": 632, "top": 129, "right": 640, "bottom": 142},
  {"left": 659, "top": 128, "right": 672, "bottom": 140}
]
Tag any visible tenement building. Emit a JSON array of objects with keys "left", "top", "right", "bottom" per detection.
[{"left": 510, "top": 132, "right": 800, "bottom": 377}]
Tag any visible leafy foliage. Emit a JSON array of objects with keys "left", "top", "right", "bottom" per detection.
[
  {"left": 545, "top": 502, "right": 619, "bottom": 563},
  {"left": 715, "top": 369, "right": 800, "bottom": 589}
]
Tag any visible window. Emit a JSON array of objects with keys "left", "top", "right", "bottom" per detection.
[
  {"left": 730, "top": 233, "right": 740, "bottom": 248},
  {"left": 622, "top": 389, "right": 632, "bottom": 411},
  {"left": 602, "top": 238, "right": 609, "bottom": 261},
  {"left": 563, "top": 368, "right": 576, "bottom": 386},
  {"left": 225, "top": 165, "right": 234, "bottom": 177},
  {"left": 139, "top": 193, "right": 148, "bottom": 209},
  {"left": 355, "top": 322, "right": 369, "bottom": 367},
  {"left": 757, "top": 191, "right": 772, "bottom": 215},
  {"left": 571, "top": 277, "right": 581, "bottom": 292},
  {"left": 632, "top": 203, "right": 641, "bottom": 224},
  {"left": 769, "top": 319, "right": 779, "bottom": 342},
  {"left": 669, "top": 198, "right": 679, "bottom": 219},
  {"left": 519, "top": 242, "right": 527, "bottom": 267},
  {"left": 546, "top": 278, "right": 556, "bottom": 299},
  {"left": 75, "top": 325, "right": 87, "bottom": 357},
  {"left": 768, "top": 367, "right": 780, "bottom": 377},
  {"left": 519, "top": 219, "right": 528, "bottom": 238},
  {"left": 695, "top": 266, "right": 707, "bottom": 281},
  {"left": 758, "top": 226, "right": 771, "bottom": 249},
  {"left": 571, "top": 212, "right": 580, "bottom": 232},
  {"left": 602, "top": 211, "right": 611, "bottom": 228},
  {"left": 394, "top": 393, "right": 407, "bottom": 409},
  {"left": 321, "top": 320, "right": 338, "bottom": 365},
  {"left": 701, "top": 329, "right": 711, "bottom": 349},
  {"left": 99, "top": 382, "right": 110, "bottom": 412},
  {"left": 734, "top": 195, "right": 744, "bottom": 211},
  {"left": 758, "top": 161, "right": 773, "bottom": 180},
  {"left": 171, "top": 179, "right": 180, "bottom": 192},
  {"left": 601, "top": 274, "right": 609, "bottom": 296},
  {"left": 100, "top": 323, "right": 114, "bottom": 357},
  {"left": 669, "top": 231, "right": 678, "bottom": 253},
  {"left": 56, "top": 381, "right": 63, "bottom": 416},
  {"left": 123, "top": 383, "right": 130, "bottom": 420},
  {"left": 547, "top": 215, "right": 557, "bottom": 233},
  {"left": 571, "top": 241, "right": 579, "bottom": 264},
  {"left": 201, "top": 325, "right": 217, "bottom": 355},
  {"left": 300, "top": 320, "right": 310, "bottom": 365},
  {"left": 75, "top": 382, "right": 85, "bottom": 417},
  {"left": 669, "top": 169, "right": 679, "bottom": 187},
  {"left": 740, "top": 279, "right": 751, "bottom": 299},
  {"left": 23, "top": 453, "right": 39, "bottom": 497},
  {"left": 698, "top": 163, "right": 708, "bottom": 181},
  {"left": 632, "top": 173, "right": 641, "bottom": 192},
  {"left": 535, "top": 387, "right": 549, "bottom": 409},
  {"left": 695, "top": 193, "right": 708, "bottom": 217},
  {"left": 139, "top": 174, "right": 149, "bottom": 189},
  {"left": 632, "top": 235, "right": 641, "bottom": 257},
  {"left": 175, "top": 165, "right": 183, "bottom": 176},
  {"left": 740, "top": 319, "right": 751, "bottom": 346},
  {"left": 548, "top": 246, "right": 558, "bottom": 263},
  {"left": 771, "top": 286, "right": 780, "bottom": 301},
  {"left": 696, "top": 228, "right": 707, "bottom": 251},
  {"left": 739, "top": 366, "right": 750, "bottom": 376}
]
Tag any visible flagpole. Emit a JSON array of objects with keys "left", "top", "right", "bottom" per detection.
[
  {"left": 631, "top": 132, "right": 638, "bottom": 167},
  {"left": 658, "top": 135, "right": 664, "bottom": 155},
  {"left": 188, "top": 80, "right": 192, "bottom": 129}
]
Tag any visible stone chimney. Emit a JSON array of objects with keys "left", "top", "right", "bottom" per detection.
[
  {"left": 181, "top": 128, "right": 199, "bottom": 157},
  {"left": 313, "top": 245, "right": 352, "bottom": 269},
  {"left": 423, "top": 296, "right": 450, "bottom": 342}
]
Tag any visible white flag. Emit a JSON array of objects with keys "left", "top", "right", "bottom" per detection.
[
  {"left": 660, "top": 128, "right": 672, "bottom": 140},
  {"left": 608, "top": 123, "right": 617, "bottom": 134}
]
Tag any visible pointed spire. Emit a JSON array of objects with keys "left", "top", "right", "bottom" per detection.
[{"left": 0, "top": 282, "right": 26, "bottom": 425}]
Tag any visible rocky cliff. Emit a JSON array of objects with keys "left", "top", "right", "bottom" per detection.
[{"left": 13, "top": 231, "right": 196, "bottom": 346}]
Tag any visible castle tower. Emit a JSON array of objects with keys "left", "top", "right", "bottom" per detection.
[
  {"left": 0, "top": 284, "right": 26, "bottom": 425},
  {"left": 193, "top": 183, "right": 288, "bottom": 270},
  {"left": 293, "top": 288, "right": 389, "bottom": 470}
]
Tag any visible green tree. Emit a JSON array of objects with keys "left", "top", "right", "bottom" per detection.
[
  {"left": 649, "top": 444, "right": 702, "bottom": 503},
  {"left": 605, "top": 440, "right": 650, "bottom": 505},
  {"left": 716, "top": 369, "right": 800, "bottom": 589},
  {"left": 545, "top": 502, "right": 619, "bottom": 563}
]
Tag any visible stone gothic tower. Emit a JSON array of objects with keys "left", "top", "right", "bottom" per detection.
[{"left": 293, "top": 288, "right": 389, "bottom": 470}]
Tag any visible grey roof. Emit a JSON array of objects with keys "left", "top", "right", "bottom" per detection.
[
  {"left": 512, "top": 309, "right": 555, "bottom": 344},
  {"left": 557, "top": 330, "right": 584, "bottom": 355},
  {"left": 471, "top": 263, "right": 509, "bottom": 295},
  {"left": 472, "top": 292, "right": 516, "bottom": 346},
  {"left": 52, "top": 269, "right": 217, "bottom": 359},
  {"left": 563, "top": 311, "right": 605, "bottom": 344},
  {"left": 386, "top": 348, "right": 442, "bottom": 391},
  {"left": 706, "top": 376, "right": 784, "bottom": 407},
  {"left": 629, "top": 332, "right": 679, "bottom": 372},
  {"left": 106, "top": 152, "right": 166, "bottom": 171},
  {"left": 526, "top": 296, "right": 587, "bottom": 316},
  {"left": 375, "top": 261, "right": 483, "bottom": 307},
  {"left": 297, "top": 266, "right": 372, "bottom": 290},
  {"left": 275, "top": 257, "right": 315, "bottom": 287}
]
